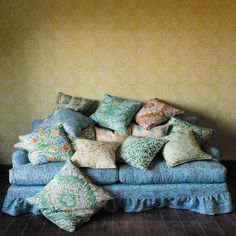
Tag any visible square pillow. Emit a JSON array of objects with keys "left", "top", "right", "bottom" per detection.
[
  {"left": 27, "top": 160, "right": 112, "bottom": 232},
  {"left": 162, "top": 130, "right": 212, "bottom": 167},
  {"left": 131, "top": 123, "right": 170, "bottom": 138},
  {"left": 90, "top": 94, "right": 142, "bottom": 134},
  {"left": 116, "top": 136, "right": 167, "bottom": 170},
  {"left": 168, "top": 117, "right": 215, "bottom": 146},
  {"left": 54, "top": 92, "right": 95, "bottom": 114},
  {"left": 17, "top": 124, "right": 74, "bottom": 165},
  {"left": 95, "top": 127, "right": 130, "bottom": 143},
  {"left": 135, "top": 98, "right": 184, "bottom": 130},
  {"left": 39, "top": 108, "right": 94, "bottom": 137},
  {"left": 71, "top": 139, "right": 120, "bottom": 168}
]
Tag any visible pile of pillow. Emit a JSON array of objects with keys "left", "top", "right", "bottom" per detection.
[{"left": 14, "top": 92, "right": 215, "bottom": 232}]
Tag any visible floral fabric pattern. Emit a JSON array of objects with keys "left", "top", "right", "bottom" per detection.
[
  {"left": 117, "top": 136, "right": 167, "bottom": 170},
  {"left": 135, "top": 98, "right": 184, "bottom": 130},
  {"left": 162, "top": 130, "right": 212, "bottom": 167},
  {"left": 168, "top": 117, "right": 215, "bottom": 146},
  {"left": 131, "top": 123, "right": 170, "bottom": 138},
  {"left": 72, "top": 139, "right": 119, "bottom": 168},
  {"left": 54, "top": 92, "right": 95, "bottom": 114},
  {"left": 18, "top": 125, "right": 74, "bottom": 165},
  {"left": 90, "top": 94, "right": 142, "bottom": 134},
  {"left": 95, "top": 127, "right": 130, "bottom": 143},
  {"left": 27, "top": 160, "right": 112, "bottom": 232}
]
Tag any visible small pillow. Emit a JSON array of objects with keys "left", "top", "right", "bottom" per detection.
[
  {"left": 90, "top": 94, "right": 142, "bottom": 134},
  {"left": 135, "top": 98, "right": 184, "bottom": 130},
  {"left": 131, "top": 123, "right": 170, "bottom": 138},
  {"left": 71, "top": 139, "right": 119, "bottom": 168},
  {"left": 117, "top": 136, "right": 167, "bottom": 170},
  {"left": 168, "top": 117, "right": 215, "bottom": 146},
  {"left": 54, "top": 92, "right": 95, "bottom": 114},
  {"left": 27, "top": 160, "right": 112, "bottom": 232},
  {"left": 40, "top": 108, "right": 94, "bottom": 137},
  {"left": 95, "top": 127, "right": 130, "bottom": 143},
  {"left": 162, "top": 130, "right": 212, "bottom": 167},
  {"left": 18, "top": 125, "right": 74, "bottom": 165}
]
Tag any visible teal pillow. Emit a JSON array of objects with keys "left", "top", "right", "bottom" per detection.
[
  {"left": 27, "top": 160, "right": 112, "bottom": 232},
  {"left": 17, "top": 124, "right": 74, "bottom": 165},
  {"left": 162, "top": 130, "right": 212, "bottom": 167},
  {"left": 168, "top": 117, "right": 215, "bottom": 146},
  {"left": 40, "top": 108, "right": 94, "bottom": 137},
  {"left": 90, "top": 94, "right": 142, "bottom": 134},
  {"left": 117, "top": 136, "right": 167, "bottom": 170}
]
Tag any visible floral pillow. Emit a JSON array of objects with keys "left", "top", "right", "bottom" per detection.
[
  {"left": 40, "top": 108, "right": 94, "bottom": 138},
  {"left": 162, "top": 130, "right": 212, "bottom": 167},
  {"left": 54, "top": 92, "right": 95, "bottom": 114},
  {"left": 90, "top": 94, "right": 142, "bottom": 135},
  {"left": 27, "top": 160, "right": 112, "bottom": 232},
  {"left": 135, "top": 98, "right": 184, "bottom": 130},
  {"left": 168, "top": 117, "right": 215, "bottom": 146},
  {"left": 17, "top": 124, "right": 74, "bottom": 165},
  {"left": 131, "top": 123, "right": 170, "bottom": 138},
  {"left": 95, "top": 127, "right": 130, "bottom": 143},
  {"left": 71, "top": 139, "right": 120, "bottom": 168},
  {"left": 116, "top": 136, "right": 167, "bottom": 170}
]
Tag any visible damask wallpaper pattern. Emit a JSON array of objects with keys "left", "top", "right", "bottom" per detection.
[{"left": 0, "top": 0, "right": 235, "bottom": 163}]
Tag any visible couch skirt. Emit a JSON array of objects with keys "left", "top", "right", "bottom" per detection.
[{"left": 2, "top": 182, "right": 233, "bottom": 216}]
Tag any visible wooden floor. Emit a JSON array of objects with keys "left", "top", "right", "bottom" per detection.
[{"left": 0, "top": 173, "right": 236, "bottom": 236}]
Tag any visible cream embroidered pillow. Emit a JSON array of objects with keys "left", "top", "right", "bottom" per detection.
[
  {"left": 71, "top": 139, "right": 120, "bottom": 168},
  {"left": 95, "top": 127, "right": 130, "bottom": 143},
  {"left": 162, "top": 130, "right": 212, "bottom": 167},
  {"left": 131, "top": 123, "right": 170, "bottom": 138}
]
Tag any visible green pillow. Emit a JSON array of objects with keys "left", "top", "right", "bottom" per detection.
[
  {"left": 162, "top": 130, "right": 212, "bottom": 167},
  {"left": 117, "top": 136, "right": 167, "bottom": 170},
  {"left": 168, "top": 117, "right": 215, "bottom": 146},
  {"left": 90, "top": 94, "right": 142, "bottom": 134},
  {"left": 27, "top": 160, "right": 112, "bottom": 232},
  {"left": 17, "top": 124, "right": 74, "bottom": 165}
]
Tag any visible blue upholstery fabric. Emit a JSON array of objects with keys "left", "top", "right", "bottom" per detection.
[
  {"left": 12, "top": 150, "right": 29, "bottom": 167},
  {"left": 39, "top": 108, "right": 94, "bottom": 137},
  {"left": 32, "top": 119, "right": 44, "bottom": 132},
  {"left": 9, "top": 162, "right": 119, "bottom": 186},
  {"left": 2, "top": 183, "right": 233, "bottom": 216},
  {"left": 119, "top": 159, "right": 226, "bottom": 185}
]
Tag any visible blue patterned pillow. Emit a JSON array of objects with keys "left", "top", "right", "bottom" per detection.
[
  {"left": 39, "top": 108, "right": 94, "bottom": 137},
  {"left": 27, "top": 160, "right": 112, "bottom": 232},
  {"left": 90, "top": 94, "right": 142, "bottom": 134}
]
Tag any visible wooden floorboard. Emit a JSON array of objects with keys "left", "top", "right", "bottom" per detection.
[{"left": 0, "top": 173, "right": 236, "bottom": 236}]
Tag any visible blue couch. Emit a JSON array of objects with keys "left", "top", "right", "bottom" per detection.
[{"left": 2, "top": 117, "right": 233, "bottom": 216}]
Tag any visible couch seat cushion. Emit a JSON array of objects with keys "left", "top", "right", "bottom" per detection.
[
  {"left": 119, "top": 158, "right": 226, "bottom": 184},
  {"left": 9, "top": 162, "right": 119, "bottom": 186}
]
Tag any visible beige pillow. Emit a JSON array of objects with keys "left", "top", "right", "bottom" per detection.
[
  {"left": 95, "top": 127, "right": 130, "bottom": 143},
  {"left": 131, "top": 123, "right": 169, "bottom": 138},
  {"left": 71, "top": 139, "right": 120, "bottom": 168},
  {"left": 162, "top": 130, "right": 212, "bottom": 167}
]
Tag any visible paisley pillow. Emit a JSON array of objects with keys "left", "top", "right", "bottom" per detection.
[
  {"left": 168, "top": 117, "right": 215, "bottom": 146},
  {"left": 135, "top": 98, "right": 184, "bottom": 130},
  {"left": 90, "top": 94, "right": 142, "bottom": 135},
  {"left": 162, "top": 130, "right": 212, "bottom": 167},
  {"left": 95, "top": 127, "right": 130, "bottom": 143},
  {"left": 71, "top": 139, "right": 120, "bottom": 168},
  {"left": 131, "top": 123, "right": 170, "bottom": 138},
  {"left": 117, "top": 136, "right": 167, "bottom": 170},
  {"left": 40, "top": 108, "right": 94, "bottom": 137},
  {"left": 18, "top": 124, "right": 74, "bottom": 165},
  {"left": 27, "top": 160, "right": 112, "bottom": 232},
  {"left": 54, "top": 92, "right": 95, "bottom": 114}
]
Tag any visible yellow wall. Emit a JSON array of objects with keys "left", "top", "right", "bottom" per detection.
[{"left": 0, "top": 0, "right": 235, "bottom": 164}]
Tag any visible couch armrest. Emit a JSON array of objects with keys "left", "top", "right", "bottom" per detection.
[
  {"left": 32, "top": 119, "right": 44, "bottom": 132},
  {"left": 203, "top": 146, "right": 221, "bottom": 162},
  {"left": 12, "top": 150, "right": 29, "bottom": 167}
]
